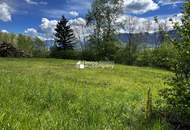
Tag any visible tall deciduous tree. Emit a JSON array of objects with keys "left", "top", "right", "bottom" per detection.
[
  {"left": 54, "top": 15, "right": 76, "bottom": 50},
  {"left": 154, "top": 16, "right": 170, "bottom": 47},
  {"left": 121, "top": 16, "right": 140, "bottom": 65},
  {"left": 86, "top": 0, "right": 123, "bottom": 60}
]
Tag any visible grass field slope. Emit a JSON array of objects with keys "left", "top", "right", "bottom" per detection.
[{"left": 0, "top": 58, "right": 172, "bottom": 130}]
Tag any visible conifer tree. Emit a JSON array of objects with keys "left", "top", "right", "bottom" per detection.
[{"left": 54, "top": 15, "right": 76, "bottom": 50}]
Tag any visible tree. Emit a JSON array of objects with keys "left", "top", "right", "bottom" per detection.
[
  {"left": 17, "top": 34, "right": 34, "bottom": 55},
  {"left": 70, "top": 18, "right": 90, "bottom": 61},
  {"left": 86, "top": 0, "right": 123, "bottom": 60},
  {"left": 32, "top": 37, "right": 48, "bottom": 57},
  {"left": 160, "top": 0, "right": 190, "bottom": 123},
  {"left": 152, "top": 17, "right": 160, "bottom": 47},
  {"left": 54, "top": 15, "right": 76, "bottom": 50},
  {"left": 0, "top": 32, "right": 17, "bottom": 45},
  {"left": 121, "top": 16, "right": 140, "bottom": 65},
  {"left": 154, "top": 16, "right": 170, "bottom": 47}
]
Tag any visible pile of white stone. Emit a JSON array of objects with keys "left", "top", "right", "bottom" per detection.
[{"left": 76, "top": 61, "right": 114, "bottom": 69}]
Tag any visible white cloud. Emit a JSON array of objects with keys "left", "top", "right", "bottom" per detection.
[
  {"left": 159, "top": 0, "right": 184, "bottom": 5},
  {"left": 117, "top": 15, "right": 147, "bottom": 33},
  {"left": 37, "top": 17, "right": 87, "bottom": 41},
  {"left": 69, "top": 11, "right": 79, "bottom": 17},
  {"left": 24, "top": 27, "right": 50, "bottom": 41},
  {"left": 25, "top": 28, "right": 38, "bottom": 35},
  {"left": 117, "top": 13, "right": 183, "bottom": 33},
  {"left": 1, "top": 29, "right": 9, "bottom": 33},
  {"left": 68, "top": 17, "right": 86, "bottom": 26},
  {"left": 0, "top": 2, "right": 12, "bottom": 22},
  {"left": 25, "top": 0, "right": 37, "bottom": 5},
  {"left": 24, "top": 12, "right": 183, "bottom": 42},
  {"left": 24, "top": 28, "right": 42, "bottom": 39},
  {"left": 123, "top": 0, "right": 159, "bottom": 14},
  {"left": 24, "top": 0, "right": 47, "bottom": 5},
  {"left": 68, "top": 18, "right": 92, "bottom": 41},
  {"left": 39, "top": 17, "right": 87, "bottom": 36},
  {"left": 40, "top": 18, "right": 58, "bottom": 36}
]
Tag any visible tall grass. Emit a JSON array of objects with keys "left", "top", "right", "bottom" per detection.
[{"left": 0, "top": 58, "right": 172, "bottom": 129}]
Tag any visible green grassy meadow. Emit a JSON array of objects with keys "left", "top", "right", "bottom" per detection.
[{"left": 0, "top": 58, "right": 172, "bottom": 130}]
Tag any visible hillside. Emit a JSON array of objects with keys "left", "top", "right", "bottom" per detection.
[{"left": 0, "top": 58, "right": 172, "bottom": 129}]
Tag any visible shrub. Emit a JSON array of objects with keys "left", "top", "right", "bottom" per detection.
[
  {"left": 135, "top": 43, "right": 177, "bottom": 70},
  {"left": 151, "top": 43, "right": 177, "bottom": 70},
  {"left": 83, "top": 49, "right": 98, "bottom": 61},
  {"left": 50, "top": 47, "right": 80, "bottom": 60},
  {"left": 135, "top": 49, "right": 154, "bottom": 66},
  {"left": 114, "top": 42, "right": 139, "bottom": 65},
  {"left": 84, "top": 40, "right": 121, "bottom": 61},
  {"left": 159, "top": 1, "right": 190, "bottom": 127}
]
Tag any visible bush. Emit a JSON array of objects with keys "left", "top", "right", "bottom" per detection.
[
  {"left": 160, "top": 79, "right": 190, "bottom": 121},
  {"left": 151, "top": 43, "right": 177, "bottom": 70},
  {"left": 83, "top": 49, "right": 98, "bottom": 61},
  {"left": 50, "top": 47, "right": 80, "bottom": 60},
  {"left": 84, "top": 40, "right": 121, "bottom": 61},
  {"left": 135, "top": 43, "right": 177, "bottom": 70},
  {"left": 159, "top": 2, "right": 190, "bottom": 128},
  {"left": 32, "top": 37, "right": 49, "bottom": 58},
  {"left": 114, "top": 48, "right": 126, "bottom": 64},
  {"left": 114, "top": 42, "right": 139, "bottom": 65},
  {"left": 32, "top": 49, "right": 49, "bottom": 58},
  {"left": 135, "top": 49, "right": 154, "bottom": 66}
]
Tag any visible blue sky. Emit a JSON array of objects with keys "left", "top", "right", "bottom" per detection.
[{"left": 0, "top": 0, "right": 184, "bottom": 37}]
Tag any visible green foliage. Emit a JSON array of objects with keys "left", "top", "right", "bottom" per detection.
[
  {"left": 17, "top": 34, "right": 34, "bottom": 54},
  {"left": 0, "top": 58, "right": 171, "bottom": 129},
  {"left": 136, "top": 48, "right": 154, "bottom": 66},
  {"left": 0, "top": 32, "right": 48, "bottom": 57},
  {"left": 115, "top": 42, "right": 140, "bottom": 65},
  {"left": 51, "top": 15, "right": 77, "bottom": 59},
  {"left": 135, "top": 43, "right": 177, "bottom": 70},
  {"left": 85, "top": 40, "right": 121, "bottom": 61},
  {"left": 32, "top": 37, "right": 49, "bottom": 57},
  {"left": 54, "top": 15, "right": 76, "bottom": 50},
  {"left": 124, "top": 42, "right": 139, "bottom": 65},
  {"left": 86, "top": 0, "right": 123, "bottom": 61},
  {"left": 151, "top": 43, "right": 177, "bottom": 69},
  {"left": 86, "top": 0, "right": 122, "bottom": 38},
  {"left": 50, "top": 46, "right": 80, "bottom": 59},
  {"left": 0, "top": 32, "right": 17, "bottom": 45},
  {"left": 159, "top": 0, "right": 190, "bottom": 123}
]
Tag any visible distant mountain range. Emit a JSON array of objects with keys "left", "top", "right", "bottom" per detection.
[
  {"left": 118, "top": 30, "right": 177, "bottom": 46},
  {"left": 45, "top": 30, "right": 177, "bottom": 48}
]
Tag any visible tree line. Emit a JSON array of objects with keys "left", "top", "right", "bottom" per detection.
[
  {"left": 0, "top": 32, "right": 48, "bottom": 57},
  {"left": 50, "top": 0, "right": 177, "bottom": 70}
]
